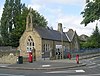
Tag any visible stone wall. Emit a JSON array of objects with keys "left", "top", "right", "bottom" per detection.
[
  {"left": 0, "top": 47, "right": 18, "bottom": 64},
  {"left": 0, "top": 54, "right": 17, "bottom": 64}
]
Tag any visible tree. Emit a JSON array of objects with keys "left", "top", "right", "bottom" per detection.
[
  {"left": 0, "top": 20, "right": 2, "bottom": 46},
  {"left": 9, "top": 0, "right": 22, "bottom": 47},
  {"left": 31, "top": 9, "right": 47, "bottom": 27},
  {"left": 0, "top": 0, "right": 47, "bottom": 47},
  {"left": 13, "top": 0, "right": 22, "bottom": 28},
  {"left": 8, "top": 0, "right": 14, "bottom": 33},
  {"left": 0, "top": 0, "right": 22, "bottom": 46},
  {"left": 81, "top": 0, "right": 100, "bottom": 26},
  {"left": 81, "top": 25, "right": 100, "bottom": 48},
  {"left": 90, "top": 25, "right": 100, "bottom": 48},
  {"left": 0, "top": 0, "right": 11, "bottom": 45},
  {"left": 10, "top": 7, "right": 48, "bottom": 47}
]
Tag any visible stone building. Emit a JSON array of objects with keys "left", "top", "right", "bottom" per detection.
[{"left": 19, "top": 10, "right": 80, "bottom": 61}]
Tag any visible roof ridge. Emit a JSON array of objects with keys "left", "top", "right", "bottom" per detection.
[{"left": 34, "top": 26, "right": 69, "bottom": 41}]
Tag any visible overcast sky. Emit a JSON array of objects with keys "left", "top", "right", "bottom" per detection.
[{"left": 0, "top": 0, "right": 99, "bottom": 36}]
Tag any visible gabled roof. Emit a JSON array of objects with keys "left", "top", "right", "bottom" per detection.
[
  {"left": 33, "top": 26, "right": 78, "bottom": 42},
  {"left": 34, "top": 26, "right": 69, "bottom": 41},
  {"left": 65, "top": 29, "right": 76, "bottom": 42}
]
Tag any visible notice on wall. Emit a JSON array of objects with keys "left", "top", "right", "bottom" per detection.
[{"left": 56, "top": 45, "right": 62, "bottom": 49}]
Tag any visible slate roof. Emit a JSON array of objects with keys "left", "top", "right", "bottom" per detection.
[{"left": 34, "top": 26, "right": 69, "bottom": 41}]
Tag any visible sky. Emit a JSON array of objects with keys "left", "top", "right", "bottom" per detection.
[{"left": 0, "top": 0, "right": 99, "bottom": 36}]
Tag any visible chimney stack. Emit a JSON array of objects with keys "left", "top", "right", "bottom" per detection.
[{"left": 58, "top": 23, "right": 63, "bottom": 32}]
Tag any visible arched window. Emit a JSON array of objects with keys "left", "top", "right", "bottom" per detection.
[{"left": 26, "top": 36, "right": 34, "bottom": 52}]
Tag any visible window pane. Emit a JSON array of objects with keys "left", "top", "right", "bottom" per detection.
[
  {"left": 27, "top": 36, "right": 34, "bottom": 52},
  {"left": 33, "top": 42, "right": 34, "bottom": 46},
  {"left": 30, "top": 48, "right": 31, "bottom": 51},
  {"left": 30, "top": 42, "right": 31, "bottom": 46}
]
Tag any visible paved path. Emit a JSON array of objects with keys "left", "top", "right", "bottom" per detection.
[{"left": 0, "top": 59, "right": 86, "bottom": 70}]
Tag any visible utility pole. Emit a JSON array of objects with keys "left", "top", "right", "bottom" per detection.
[
  {"left": 61, "top": 27, "right": 63, "bottom": 59},
  {"left": 61, "top": 27, "right": 66, "bottom": 59},
  {"left": 58, "top": 23, "right": 66, "bottom": 59}
]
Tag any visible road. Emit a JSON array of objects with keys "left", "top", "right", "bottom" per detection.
[{"left": 0, "top": 56, "right": 100, "bottom": 76}]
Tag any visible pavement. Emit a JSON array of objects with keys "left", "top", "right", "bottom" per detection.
[
  {"left": 0, "top": 59, "right": 86, "bottom": 70},
  {"left": 1, "top": 54, "right": 100, "bottom": 70}
]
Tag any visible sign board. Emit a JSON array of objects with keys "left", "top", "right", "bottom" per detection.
[
  {"left": 27, "top": 50, "right": 31, "bottom": 52},
  {"left": 56, "top": 45, "right": 62, "bottom": 49}
]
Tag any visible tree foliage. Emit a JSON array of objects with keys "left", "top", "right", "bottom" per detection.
[
  {"left": 81, "top": 0, "right": 100, "bottom": 26},
  {"left": 10, "top": 6, "right": 48, "bottom": 47},
  {"left": 81, "top": 26, "right": 100, "bottom": 48},
  {"left": 0, "top": 0, "right": 48, "bottom": 47},
  {"left": 0, "top": 0, "right": 11, "bottom": 45}
]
